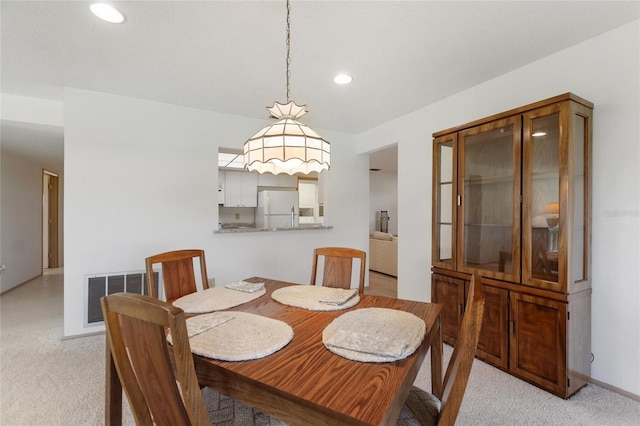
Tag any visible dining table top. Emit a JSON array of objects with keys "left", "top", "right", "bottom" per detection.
[{"left": 190, "top": 277, "right": 443, "bottom": 426}]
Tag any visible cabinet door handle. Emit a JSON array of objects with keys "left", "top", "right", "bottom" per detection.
[
  {"left": 510, "top": 320, "right": 515, "bottom": 334},
  {"left": 458, "top": 304, "right": 463, "bottom": 316}
]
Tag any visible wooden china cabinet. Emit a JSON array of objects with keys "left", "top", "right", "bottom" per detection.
[{"left": 431, "top": 93, "right": 593, "bottom": 398}]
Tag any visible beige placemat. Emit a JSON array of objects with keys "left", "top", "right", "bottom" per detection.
[
  {"left": 271, "top": 285, "right": 360, "bottom": 311},
  {"left": 167, "top": 311, "right": 294, "bottom": 361},
  {"left": 322, "top": 307, "right": 426, "bottom": 362},
  {"left": 224, "top": 281, "right": 265, "bottom": 293},
  {"left": 172, "top": 285, "right": 266, "bottom": 314}
]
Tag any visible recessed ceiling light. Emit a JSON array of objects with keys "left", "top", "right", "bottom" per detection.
[
  {"left": 90, "top": 3, "right": 125, "bottom": 24},
  {"left": 334, "top": 74, "right": 352, "bottom": 85},
  {"left": 532, "top": 132, "right": 547, "bottom": 137}
]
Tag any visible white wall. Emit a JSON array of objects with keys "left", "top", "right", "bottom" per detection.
[
  {"left": 356, "top": 20, "right": 640, "bottom": 396},
  {"left": 63, "top": 88, "right": 369, "bottom": 336},
  {"left": 1, "top": 94, "right": 64, "bottom": 127},
  {"left": 0, "top": 150, "right": 44, "bottom": 291},
  {"left": 369, "top": 171, "right": 398, "bottom": 235}
]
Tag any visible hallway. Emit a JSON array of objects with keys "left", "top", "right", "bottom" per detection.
[{"left": 1, "top": 268, "right": 64, "bottom": 331}]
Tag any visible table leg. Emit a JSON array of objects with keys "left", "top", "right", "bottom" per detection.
[
  {"left": 105, "top": 336, "right": 122, "bottom": 426},
  {"left": 430, "top": 316, "right": 443, "bottom": 399}
]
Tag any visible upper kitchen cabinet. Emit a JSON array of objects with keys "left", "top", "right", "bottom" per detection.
[
  {"left": 298, "top": 180, "right": 317, "bottom": 208},
  {"left": 218, "top": 170, "right": 226, "bottom": 205},
  {"left": 258, "top": 173, "right": 298, "bottom": 188},
  {"left": 224, "top": 170, "right": 258, "bottom": 207}
]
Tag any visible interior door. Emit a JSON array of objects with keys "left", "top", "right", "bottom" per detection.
[
  {"left": 48, "top": 174, "right": 59, "bottom": 268},
  {"left": 43, "top": 171, "right": 59, "bottom": 269}
]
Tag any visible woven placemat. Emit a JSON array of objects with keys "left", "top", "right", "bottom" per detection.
[
  {"left": 322, "top": 307, "right": 426, "bottom": 362},
  {"left": 172, "top": 286, "right": 266, "bottom": 314},
  {"left": 271, "top": 285, "right": 360, "bottom": 311},
  {"left": 168, "top": 311, "right": 294, "bottom": 361}
]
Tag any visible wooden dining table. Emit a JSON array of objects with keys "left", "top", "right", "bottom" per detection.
[{"left": 106, "top": 277, "right": 443, "bottom": 426}]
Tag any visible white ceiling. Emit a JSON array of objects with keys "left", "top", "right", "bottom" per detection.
[{"left": 2, "top": 1, "right": 639, "bottom": 171}]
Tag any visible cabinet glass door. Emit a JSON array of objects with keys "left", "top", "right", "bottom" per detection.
[
  {"left": 523, "top": 101, "right": 592, "bottom": 292},
  {"left": 523, "top": 105, "right": 562, "bottom": 289},
  {"left": 571, "top": 111, "right": 588, "bottom": 284},
  {"left": 458, "top": 117, "right": 521, "bottom": 281},
  {"left": 432, "top": 134, "right": 457, "bottom": 270}
]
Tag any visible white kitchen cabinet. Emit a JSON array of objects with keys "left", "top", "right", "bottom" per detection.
[
  {"left": 218, "top": 170, "right": 225, "bottom": 205},
  {"left": 298, "top": 181, "right": 317, "bottom": 208},
  {"left": 278, "top": 174, "right": 298, "bottom": 188},
  {"left": 224, "top": 170, "right": 258, "bottom": 207},
  {"left": 258, "top": 173, "right": 298, "bottom": 188}
]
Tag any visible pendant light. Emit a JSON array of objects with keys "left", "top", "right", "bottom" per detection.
[{"left": 243, "top": 0, "right": 330, "bottom": 175}]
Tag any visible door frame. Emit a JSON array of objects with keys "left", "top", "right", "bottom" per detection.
[{"left": 43, "top": 169, "right": 59, "bottom": 269}]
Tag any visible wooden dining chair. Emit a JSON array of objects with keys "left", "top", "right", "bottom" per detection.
[
  {"left": 101, "top": 292, "right": 209, "bottom": 425},
  {"left": 310, "top": 247, "right": 367, "bottom": 293},
  {"left": 397, "top": 274, "right": 486, "bottom": 426},
  {"left": 146, "top": 249, "right": 210, "bottom": 303}
]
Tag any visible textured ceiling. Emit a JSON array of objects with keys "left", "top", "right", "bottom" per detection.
[{"left": 2, "top": 1, "right": 639, "bottom": 170}]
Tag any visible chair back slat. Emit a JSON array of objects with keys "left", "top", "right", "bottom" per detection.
[
  {"left": 120, "top": 315, "right": 192, "bottom": 425},
  {"left": 322, "top": 256, "right": 353, "bottom": 288},
  {"left": 145, "top": 249, "right": 209, "bottom": 303},
  {"left": 310, "top": 247, "right": 367, "bottom": 293},
  {"left": 162, "top": 258, "right": 197, "bottom": 303}
]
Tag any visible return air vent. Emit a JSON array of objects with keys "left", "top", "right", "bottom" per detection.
[{"left": 85, "top": 270, "right": 159, "bottom": 326}]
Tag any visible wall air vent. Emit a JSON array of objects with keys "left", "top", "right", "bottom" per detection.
[{"left": 85, "top": 270, "right": 159, "bottom": 326}]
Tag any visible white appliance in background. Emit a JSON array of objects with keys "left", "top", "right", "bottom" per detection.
[{"left": 256, "top": 190, "right": 299, "bottom": 229}]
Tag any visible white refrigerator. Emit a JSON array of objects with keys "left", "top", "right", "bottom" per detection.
[{"left": 256, "top": 190, "right": 299, "bottom": 229}]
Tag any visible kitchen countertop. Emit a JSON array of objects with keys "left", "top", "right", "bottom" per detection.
[{"left": 215, "top": 225, "right": 333, "bottom": 234}]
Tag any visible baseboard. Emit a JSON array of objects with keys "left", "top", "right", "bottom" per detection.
[
  {"left": 369, "top": 269, "right": 398, "bottom": 278},
  {"left": 590, "top": 378, "right": 640, "bottom": 402},
  {"left": 0, "top": 272, "right": 43, "bottom": 295},
  {"left": 62, "top": 329, "right": 105, "bottom": 341}
]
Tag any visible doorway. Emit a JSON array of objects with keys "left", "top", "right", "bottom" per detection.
[
  {"left": 42, "top": 170, "right": 59, "bottom": 270},
  {"left": 368, "top": 145, "right": 399, "bottom": 295},
  {"left": 369, "top": 145, "right": 398, "bottom": 235}
]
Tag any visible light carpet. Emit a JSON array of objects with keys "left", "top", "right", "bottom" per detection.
[{"left": 1, "top": 272, "right": 638, "bottom": 425}]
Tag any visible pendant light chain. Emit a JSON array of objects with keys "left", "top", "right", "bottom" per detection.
[
  {"left": 243, "top": 0, "right": 330, "bottom": 175},
  {"left": 286, "top": 0, "right": 291, "bottom": 103}
]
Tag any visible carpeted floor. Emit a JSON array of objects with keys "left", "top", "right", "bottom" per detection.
[
  {"left": 203, "top": 387, "right": 286, "bottom": 426},
  {"left": 1, "top": 270, "right": 638, "bottom": 425}
]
